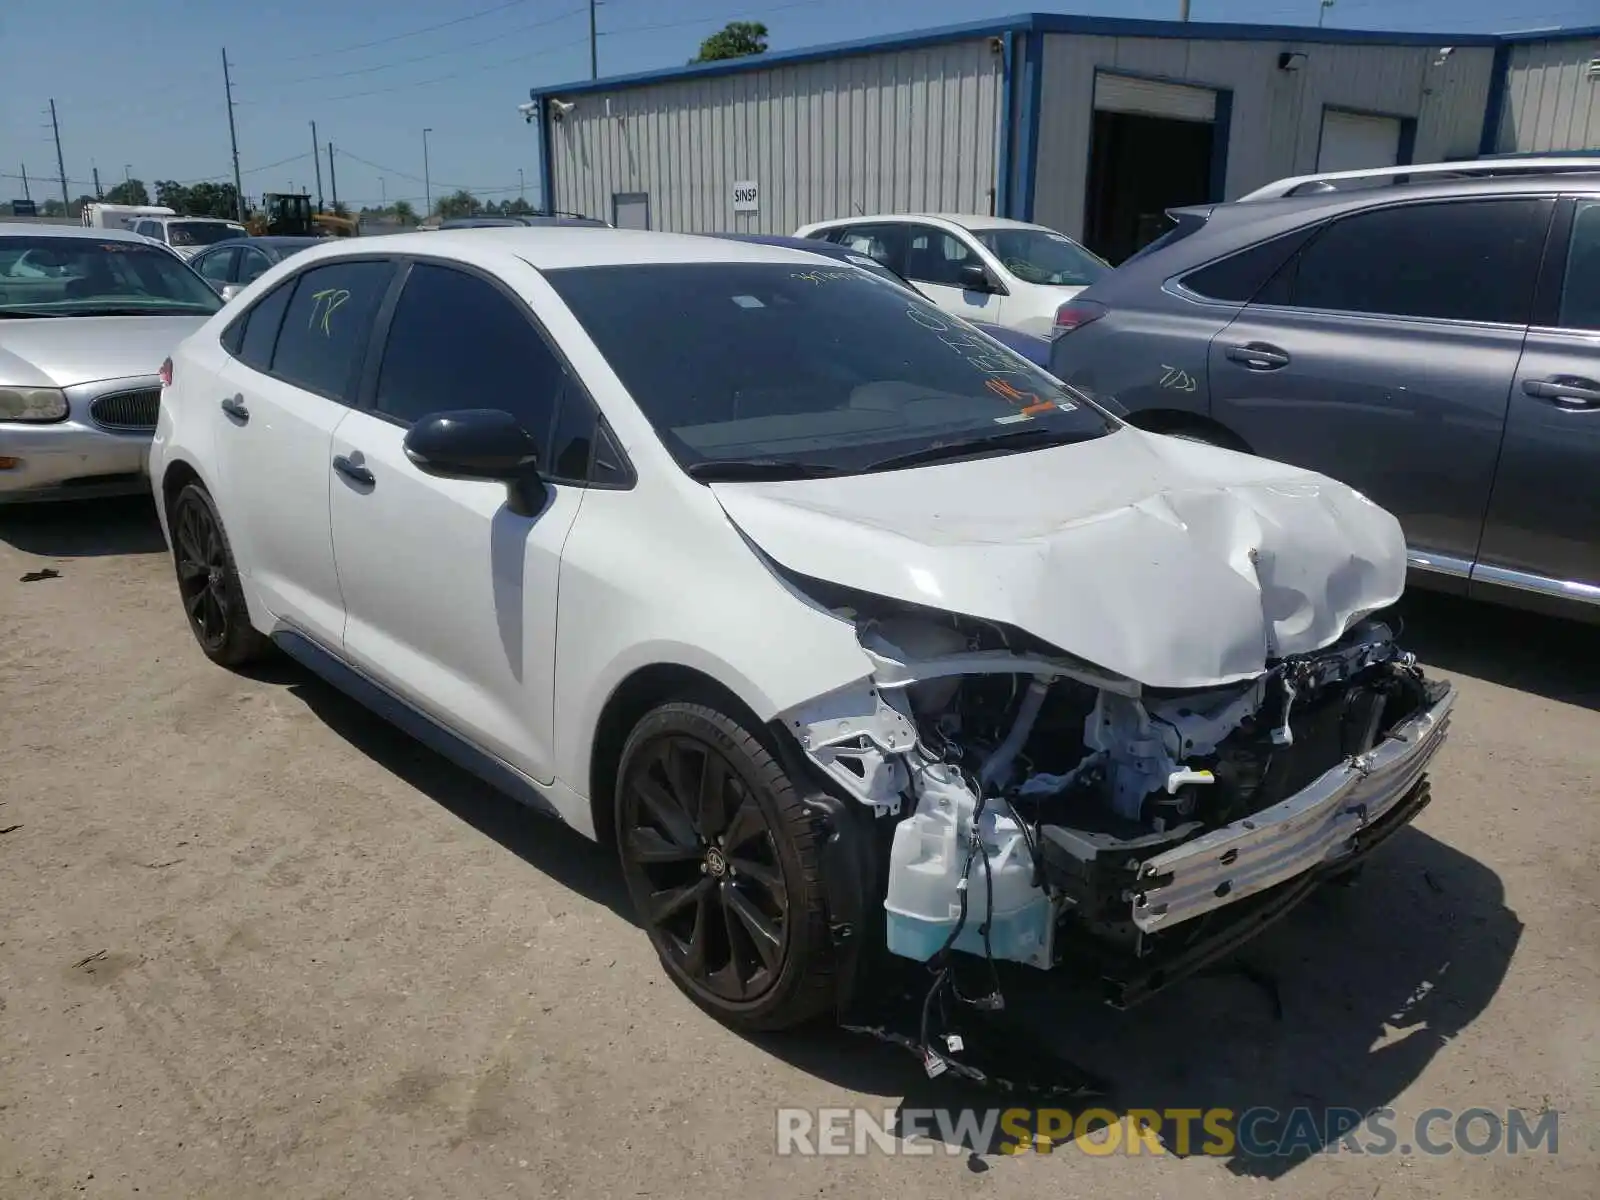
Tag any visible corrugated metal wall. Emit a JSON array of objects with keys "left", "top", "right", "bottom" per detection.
[
  {"left": 1032, "top": 34, "right": 1495, "bottom": 239},
  {"left": 546, "top": 40, "right": 1004, "bottom": 233},
  {"left": 1496, "top": 38, "right": 1600, "bottom": 152}
]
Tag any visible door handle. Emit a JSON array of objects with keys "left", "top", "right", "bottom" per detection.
[
  {"left": 1225, "top": 343, "right": 1291, "bottom": 370},
  {"left": 332, "top": 454, "right": 375, "bottom": 486},
  {"left": 1523, "top": 377, "right": 1600, "bottom": 407},
  {"left": 220, "top": 395, "right": 249, "bottom": 422}
]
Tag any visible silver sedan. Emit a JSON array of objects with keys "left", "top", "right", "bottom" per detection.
[{"left": 1, "top": 224, "right": 220, "bottom": 503}]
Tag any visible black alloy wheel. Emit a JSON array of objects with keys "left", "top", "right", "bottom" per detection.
[
  {"left": 170, "top": 483, "right": 268, "bottom": 668},
  {"left": 174, "top": 490, "right": 232, "bottom": 652},
  {"left": 620, "top": 732, "right": 792, "bottom": 1004}
]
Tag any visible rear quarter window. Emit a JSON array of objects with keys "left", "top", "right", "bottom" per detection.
[{"left": 1180, "top": 227, "right": 1319, "bottom": 303}]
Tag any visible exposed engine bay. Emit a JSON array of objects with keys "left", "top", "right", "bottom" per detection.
[{"left": 779, "top": 578, "right": 1455, "bottom": 1011}]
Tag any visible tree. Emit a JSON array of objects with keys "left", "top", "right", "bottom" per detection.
[
  {"left": 41, "top": 198, "right": 66, "bottom": 217},
  {"left": 503, "top": 196, "right": 533, "bottom": 216},
  {"left": 690, "top": 20, "right": 768, "bottom": 64},
  {"left": 154, "top": 180, "right": 190, "bottom": 212},
  {"left": 186, "top": 182, "right": 241, "bottom": 219},
  {"left": 104, "top": 179, "right": 149, "bottom": 206},
  {"left": 392, "top": 199, "right": 417, "bottom": 225},
  {"left": 435, "top": 189, "right": 481, "bottom": 219},
  {"left": 331, "top": 200, "right": 351, "bottom": 218}
]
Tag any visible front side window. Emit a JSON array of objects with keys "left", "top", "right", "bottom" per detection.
[
  {"left": 971, "top": 227, "right": 1109, "bottom": 287},
  {"left": 828, "top": 224, "right": 907, "bottom": 275},
  {"left": 1267, "top": 198, "right": 1552, "bottom": 325},
  {"left": 545, "top": 262, "right": 1117, "bottom": 478},
  {"left": 1557, "top": 200, "right": 1600, "bottom": 331},
  {"left": 904, "top": 226, "right": 983, "bottom": 288},
  {"left": 374, "top": 263, "right": 578, "bottom": 474},
  {"left": 0, "top": 235, "right": 221, "bottom": 317},
  {"left": 269, "top": 260, "right": 393, "bottom": 401}
]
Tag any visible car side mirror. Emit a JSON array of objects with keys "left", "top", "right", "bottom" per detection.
[
  {"left": 404, "top": 409, "right": 547, "bottom": 516},
  {"left": 219, "top": 284, "right": 243, "bottom": 301},
  {"left": 959, "top": 262, "right": 995, "bottom": 293}
]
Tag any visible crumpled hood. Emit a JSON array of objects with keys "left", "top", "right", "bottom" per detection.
[
  {"left": 711, "top": 427, "right": 1406, "bottom": 689},
  {"left": 0, "top": 315, "right": 207, "bottom": 387}
]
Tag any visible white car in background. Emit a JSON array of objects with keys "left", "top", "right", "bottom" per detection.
[
  {"left": 794, "top": 213, "right": 1110, "bottom": 336},
  {"left": 149, "top": 228, "right": 1452, "bottom": 1043},
  {"left": 131, "top": 215, "right": 249, "bottom": 260}
]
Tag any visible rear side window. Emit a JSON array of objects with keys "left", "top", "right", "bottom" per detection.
[
  {"left": 232, "top": 279, "right": 294, "bottom": 370},
  {"left": 1263, "top": 198, "right": 1552, "bottom": 325},
  {"left": 270, "top": 260, "right": 394, "bottom": 401},
  {"left": 1181, "top": 227, "right": 1317, "bottom": 303}
]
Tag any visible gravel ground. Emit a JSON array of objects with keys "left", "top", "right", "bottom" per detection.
[{"left": 2, "top": 497, "right": 1597, "bottom": 1200}]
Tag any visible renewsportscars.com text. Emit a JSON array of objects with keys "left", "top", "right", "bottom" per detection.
[{"left": 775, "top": 1105, "right": 1560, "bottom": 1158}]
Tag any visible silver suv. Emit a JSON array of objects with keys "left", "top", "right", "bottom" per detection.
[{"left": 1050, "top": 162, "right": 1600, "bottom": 621}]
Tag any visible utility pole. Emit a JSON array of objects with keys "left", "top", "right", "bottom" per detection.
[
  {"left": 589, "top": 0, "right": 598, "bottom": 79},
  {"left": 518, "top": 168, "right": 525, "bottom": 201},
  {"left": 123, "top": 163, "right": 131, "bottom": 184},
  {"left": 1179, "top": 0, "right": 1190, "bottom": 19},
  {"left": 311, "top": 120, "right": 324, "bottom": 212},
  {"left": 379, "top": 177, "right": 386, "bottom": 207},
  {"left": 1318, "top": 0, "right": 1335, "bottom": 27},
  {"left": 20, "top": 165, "right": 31, "bottom": 202},
  {"left": 48, "top": 99, "right": 69, "bottom": 213},
  {"left": 92, "top": 164, "right": 103, "bottom": 199},
  {"left": 222, "top": 49, "right": 245, "bottom": 221},
  {"left": 328, "top": 142, "right": 339, "bottom": 211},
  {"left": 422, "top": 127, "right": 433, "bottom": 215}
]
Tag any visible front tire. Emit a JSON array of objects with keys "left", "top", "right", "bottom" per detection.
[
  {"left": 615, "top": 702, "right": 835, "bottom": 1031},
  {"left": 169, "top": 482, "right": 270, "bottom": 668}
]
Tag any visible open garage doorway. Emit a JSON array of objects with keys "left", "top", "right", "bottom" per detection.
[{"left": 1083, "top": 74, "right": 1222, "bottom": 265}]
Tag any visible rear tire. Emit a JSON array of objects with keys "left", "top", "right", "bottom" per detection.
[
  {"left": 169, "top": 483, "right": 270, "bottom": 669},
  {"left": 615, "top": 701, "right": 835, "bottom": 1031}
]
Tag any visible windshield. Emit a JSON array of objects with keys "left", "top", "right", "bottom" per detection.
[
  {"left": 168, "top": 222, "right": 246, "bottom": 247},
  {"left": 544, "top": 262, "right": 1117, "bottom": 477},
  {"left": 972, "top": 227, "right": 1109, "bottom": 287},
  {"left": 0, "top": 236, "right": 222, "bottom": 316}
]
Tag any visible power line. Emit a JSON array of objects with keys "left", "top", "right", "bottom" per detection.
[
  {"left": 601, "top": 0, "right": 831, "bottom": 39},
  {"left": 276, "top": 6, "right": 587, "bottom": 85},
  {"left": 277, "top": 0, "right": 540, "bottom": 63},
  {"left": 304, "top": 35, "right": 591, "bottom": 103},
  {"left": 331, "top": 147, "right": 523, "bottom": 194}
]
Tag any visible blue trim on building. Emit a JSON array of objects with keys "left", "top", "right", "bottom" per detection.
[
  {"left": 996, "top": 30, "right": 1016, "bottom": 218},
  {"left": 534, "top": 95, "right": 555, "bottom": 212},
  {"left": 1210, "top": 89, "right": 1234, "bottom": 201},
  {"left": 528, "top": 12, "right": 1515, "bottom": 101},
  {"left": 1479, "top": 41, "right": 1513, "bottom": 156},
  {"left": 1016, "top": 33, "right": 1044, "bottom": 223}
]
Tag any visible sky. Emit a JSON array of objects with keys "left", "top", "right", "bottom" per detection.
[{"left": 3, "top": 0, "right": 1595, "bottom": 213}]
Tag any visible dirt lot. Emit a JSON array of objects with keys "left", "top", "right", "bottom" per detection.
[{"left": 2, "top": 497, "right": 1597, "bottom": 1200}]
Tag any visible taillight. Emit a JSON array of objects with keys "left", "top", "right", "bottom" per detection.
[
  {"left": 159, "top": 357, "right": 173, "bottom": 388},
  {"left": 1053, "top": 300, "right": 1107, "bottom": 333}
]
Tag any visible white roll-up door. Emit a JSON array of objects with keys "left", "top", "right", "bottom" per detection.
[
  {"left": 1093, "top": 73, "right": 1217, "bottom": 123},
  {"left": 1317, "top": 110, "right": 1402, "bottom": 172}
]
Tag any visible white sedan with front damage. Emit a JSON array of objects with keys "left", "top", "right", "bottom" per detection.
[{"left": 149, "top": 228, "right": 1454, "bottom": 1043}]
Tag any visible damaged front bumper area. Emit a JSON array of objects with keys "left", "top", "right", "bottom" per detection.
[
  {"left": 1125, "top": 684, "right": 1454, "bottom": 934},
  {"left": 778, "top": 603, "right": 1454, "bottom": 1007}
]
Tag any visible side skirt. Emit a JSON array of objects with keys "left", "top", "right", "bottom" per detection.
[{"left": 272, "top": 628, "right": 561, "bottom": 822}]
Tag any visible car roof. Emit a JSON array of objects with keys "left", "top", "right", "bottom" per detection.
[
  {"left": 1093, "top": 168, "right": 1600, "bottom": 293},
  {"left": 808, "top": 213, "right": 1053, "bottom": 233},
  {"left": 0, "top": 222, "right": 154, "bottom": 243},
  {"left": 155, "top": 215, "right": 244, "bottom": 224},
  {"left": 295, "top": 227, "right": 848, "bottom": 270}
]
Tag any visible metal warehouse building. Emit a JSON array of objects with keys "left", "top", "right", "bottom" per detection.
[{"left": 530, "top": 13, "right": 1600, "bottom": 262}]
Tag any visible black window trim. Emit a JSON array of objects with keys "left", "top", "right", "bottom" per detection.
[
  {"left": 356, "top": 253, "right": 636, "bottom": 491},
  {"left": 1529, "top": 195, "right": 1589, "bottom": 333},
  {"left": 1242, "top": 194, "right": 1560, "bottom": 330}
]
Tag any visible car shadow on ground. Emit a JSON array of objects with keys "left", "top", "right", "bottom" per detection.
[
  {"left": 271, "top": 631, "right": 1521, "bottom": 1180},
  {"left": 278, "top": 670, "right": 634, "bottom": 925},
  {"left": 0, "top": 496, "right": 168, "bottom": 558},
  {"left": 1391, "top": 590, "right": 1599, "bottom": 712}
]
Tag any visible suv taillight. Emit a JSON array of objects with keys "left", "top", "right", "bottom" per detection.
[
  {"left": 159, "top": 357, "right": 173, "bottom": 388},
  {"left": 1054, "top": 300, "right": 1107, "bottom": 333}
]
